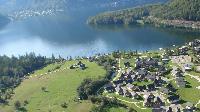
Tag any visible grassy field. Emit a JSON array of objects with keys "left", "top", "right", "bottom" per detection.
[
  {"left": 177, "top": 75, "right": 200, "bottom": 105},
  {"left": 0, "top": 60, "right": 106, "bottom": 112},
  {"left": 104, "top": 93, "right": 151, "bottom": 112}
]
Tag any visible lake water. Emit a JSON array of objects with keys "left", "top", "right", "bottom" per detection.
[{"left": 0, "top": 2, "right": 200, "bottom": 58}]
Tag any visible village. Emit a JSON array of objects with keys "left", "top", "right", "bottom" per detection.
[{"left": 102, "top": 39, "right": 200, "bottom": 112}]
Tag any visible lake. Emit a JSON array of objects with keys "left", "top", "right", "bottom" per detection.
[{"left": 0, "top": 1, "right": 199, "bottom": 58}]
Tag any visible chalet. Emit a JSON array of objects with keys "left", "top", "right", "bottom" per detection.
[
  {"left": 130, "top": 92, "right": 140, "bottom": 99},
  {"left": 135, "top": 57, "right": 143, "bottom": 68},
  {"left": 131, "top": 86, "right": 140, "bottom": 92},
  {"left": 144, "top": 93, "right": 156, "bottom": 107},
  {"left": 167, "top": 107, "right": 173, "bottom": 112},
  {"left": 136, "top": 68, "right": 148, "bottom": 76},
  {"left": 122, "top": 87, "right": 128, "bottom": 96},
  {"left": 80, "top": 63, "right": 86, "bottom": 70},
  {"left": 115, "top": 85, "right": 124, "bottom": 95},
  {"left": 104, "top": 83, "right": 115, "bottom": 93},
  {"left": 184, "top": 63, "right": 193, "bottom": 71},
  {"left": 162, "top": 55, "right": 170, "bottom": 62},
  {"left": 113, "top": 79, "right": 123, "bottom": 85},
  {"left": 124, "top": 61, "right": 131, "bottom": 68},
  {"left": 126, "top": 83, "right": 133, "bottom": 91},
  {"left": 138, "top": 86, "right": 146, "bottom": 92},
  {"left": 125, "top": 90, "right": 132, "bottom": 98},
  {"left": 179, "top": 46, "right": 189, "bottom": 55},
  {"left": 166, "top": 83, "right": 176, "bottom": 92},
  {"left": 185, "top": 102, "right": 195, "bottom": 110},
  {"left": 145, "top": 58, "right": 158, "bottom": 67},
  {"left": 152, "top": 108, "right": 166, "bottom": 112},
  {"left": 189, "top": 39, "right": 200, "bottom": 47},
  {"left": 172, "top": 68, "right": 184, "bottom": 77},
  {"left": 154, "top": 97, "right": 164, "bottom": 108},
  {"left": 70, "top": 65, "right": 75, "bottom": 69},
  {"left": 146, "top": 74, "right": 156, "bottom": 81},
  {"left": 147, "top": 84, "right": 155, "bottom": 91},
  {"left": 148, "top": 93, "right": 155, "bottom": 101},
  {"left": 176, "top": 78, "right": 186, "bottom": 87},
  {"left": 125, "top": 79, "right": 133, "bottom": 84},
  {"left": 157, "top": 66, "right": 168, "bottom": 75},
  {"left": 160, "top": 87, "right": 169, "bottom": 95},
  {"left": 194, "top": 46, "right": 200, "bottom": 54},
  {"left": 135, "top": 57, "right": 158, "bottom": 69},
  {"left": 131, "top": 74, "right": 137, "bottom": 80},
  {"left": 167, "top": 95, "right": 180, "bottom": 104}
]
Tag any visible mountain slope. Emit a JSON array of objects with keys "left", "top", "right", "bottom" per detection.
[
  {"left": 152, "top": 0, "right": 200, "bottom": 21},
  {"left": 87, "top": 0, "right": 200, "bottom": 29}
]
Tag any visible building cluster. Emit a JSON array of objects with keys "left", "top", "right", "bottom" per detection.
[
  {"left": 70, "top": 61, "right": 86, "bottom": 70},
  {"left": 172, "top": 68, "right": 186, "bottom": 88},
  {"left": 104, "top": 57, "right": 171, "bottom": 108},
  {"left": 189, "top": 39, "right": 200, "bottom": 63}
]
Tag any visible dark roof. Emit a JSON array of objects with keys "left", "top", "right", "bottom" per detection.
[
  {"left": 160, "top": 87, "right": 169, "bottom": 94},
  {"left": 168, "top": 95, "right": 179, "bottom": 101},
  {"left": 152, "top": 108, "right": 166, "bottom": 112}
]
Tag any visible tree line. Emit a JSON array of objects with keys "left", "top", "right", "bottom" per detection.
[
  {"left": 88, "top": 0, "right": 200, "bottom": 25},
  {"left": 0, "top": 53, "right": 57, "bottom": 104}
]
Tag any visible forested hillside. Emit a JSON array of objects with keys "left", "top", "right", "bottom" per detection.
[
  {"left": 0, "top": 53, "right": 55, "bottom": 104},
  {"left": 88, "top": 0, "right": 200, "bottom": 25},
  {"left": 152, "top": 0, "right": 200, "bottom": 21}
]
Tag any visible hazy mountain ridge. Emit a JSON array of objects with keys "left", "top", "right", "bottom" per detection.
[{"left": 87, "top": 0, "right": 200, "bottom": 29}]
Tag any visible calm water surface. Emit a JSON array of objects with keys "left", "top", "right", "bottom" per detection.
[{"left": 0, "top": 7, "right": 199, "bottom": 58}]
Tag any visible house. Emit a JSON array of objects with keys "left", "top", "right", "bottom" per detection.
[
  {"left": 189, "top": 39, "right": 200, "bottom": 47},
  {"left": 162, "top": 55, "right": 170, "bottom": 62},
  {"left": 167, "top": 95, "right": 180, "bottom": 104},
  {"left": 152, "top": 108, "right": 166, "bottom": 112},
  {"left": 70, "top": 65, "right": 75, "bottom": 69},
  {"left": 125, "top": 90, "right": 132, "bottom": 98},
  {"left": 146, "top": 74, "right": 156, "bottom": 81},
  {"left": 115, "top": 85, "right": 124, "bottom": 95},
  {"left": 154, "top": 97, "right": 164, "bottom": 108},
  {"left": 122, "top": 87, "right": 128, "bottom": 96},
  {"left": 131, "top": 92, "right": 140, "bottom": 99},
  {"left": 113, "top": 79, "right": 123, "bottom": 85},
  {"left": 144, "top": 93, "right": 155, "bottom": 107},
  {"left": 148, "top": 93, "right": 155, "bottom": 101},
  {"left": 147, "top": 84, "right": 155, "bottom": 91},
  {"left": 135, "top": 57, "right": 158, "bottom": 69},
  {"left": 138, "top": 86, "right": 146, "bottom": 92},
  {"left": 194, "top": 46, "right": 200, "bottom": 54},
  {"left": 166, "top": 83, "right": 176, "bottom": 92},
  {"left": 166, "top": 107, "right": 173, "bottom": 112},
  {"left": 124, "top": 61, "right": 131, "bottom": 68},
  {"left": 135, "top": 57, "right": 143, "bottom": 68},
  {"left": 145, "top": 58, "right": 159, "bottom": 67},
  {"left": 104, "top": 83, "right": 115, "bottom": 93},
  {"left": 131, "top": 86, "right": 140, "bottom": 92},
  {"left": 80, "top": 63, "right": 86, "bottom": 70},
  {"left": 176, "top": 78, "right": 186, "bottom": 87},
  {"left": 184, "top": 63, "right": 193, "bottom": 71},
  {"left": 126, "top": 83, "right": 133, "bottom": 91},
  {"left": 136, "top": 68, "right": 148, "bottom": 76},
  {"left": 185, "top": 102, "right": 195, "bottom": 110},
  {"left": 160, "top": 87, "right": 169, "bottom": 95}
]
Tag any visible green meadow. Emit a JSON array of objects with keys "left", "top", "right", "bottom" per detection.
[{"left": 0, "top": 60, "right": 106, "bottom": 112}]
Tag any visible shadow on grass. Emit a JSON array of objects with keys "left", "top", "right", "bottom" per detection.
[
  {"left": 185, "top": 81, "right": 192, "bottom": 88},
  {"left": 18, "top": 107, "right": 27, "bottom": 112},
  {"left": 178, "top": 99, "right": 187, "bottom": 104}
]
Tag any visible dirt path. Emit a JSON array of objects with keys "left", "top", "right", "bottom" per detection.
[
  {"left": 113, "top": 58, "right": 121, "bottom": 81},
  {"left": 106, "top": 94, "right": 147, "bottom": 110},
  {"left": 185, "top": 73, "right": 200, "bottom": 82}
]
